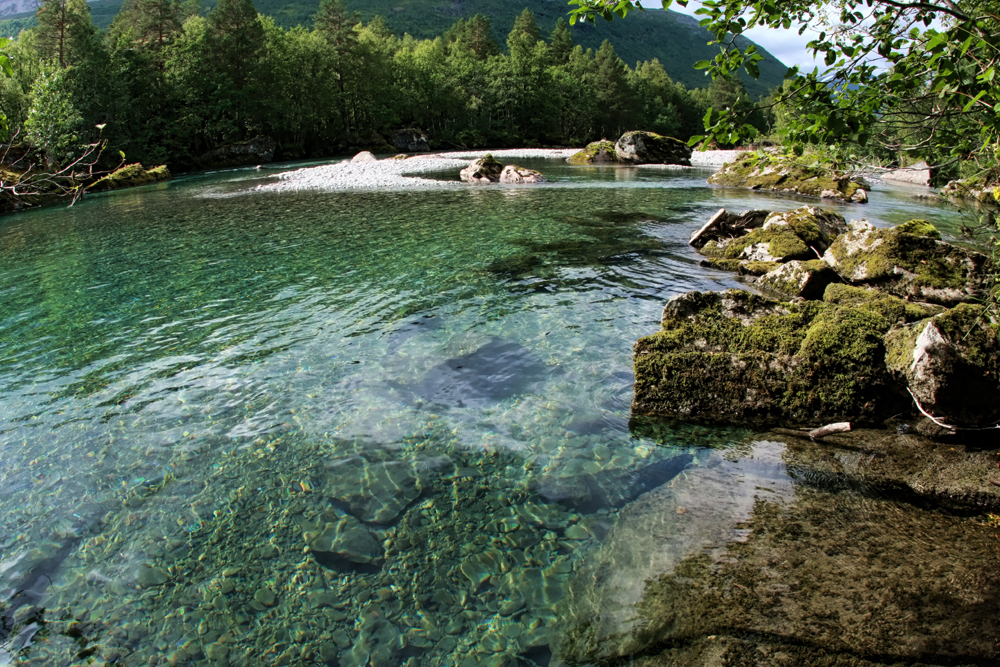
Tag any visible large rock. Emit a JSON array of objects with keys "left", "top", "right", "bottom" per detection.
[
  {"left": 309, "top": 515, "right": 382, "bottom": 564},
  {"left": 392, "top": 128, "right": 429, "bottom": 153},
  {"left": 882, "top": 160, "right": 934, "bottom": 186},
  {"left": 321, "top": 456, "right": 426, "bottom": 523},
  {"left": 708, "top": 151, "right": 868, "bottom": 203},
  {"left": 499, "top": 164, "right": 546, "bottom": 184},
  {"left": 556, "top": 439, "right": 1000, "bottom": 666},
  {"left": 698, "top": 206, "right": 848, "bottom": 263},
  {"left": 88, "top": 163, "right": 170, "bottom": 192},
  {"left": 350, "top": 151, "right": 378, "bottom": 163},
  {"left": 459, "top": 154, "right": 504, "bottom": 184},
  {"left": 567, "top": 140, "right": 619, "bottom": 164},
  {"left": 758, "top": 259, "right": 839, "bottom": 299},
  {"left": 198, "top": 135, "right": 276, "bottom": 169},
  {"left": 885, "top": 304, "right": 1000, "bottom": 428},
  {"left": 632, "top": 289, "right": 913, "bottom": 426},
  {"left": 615, "top": 130, "right": 692, "bottom": 165},
  {"left": 823, "top": 219, "right": 991, "bottom": 306},
  {"left": 689, "top": 208, "right": 770, "bottom": 249}
]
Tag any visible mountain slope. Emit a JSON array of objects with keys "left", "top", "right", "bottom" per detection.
[{"left": 0, "top": 0, "right": 789, "bottom": 98}]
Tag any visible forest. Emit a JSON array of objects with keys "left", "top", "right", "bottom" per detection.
[{"left": 4, "top": 0, "right": 768, "bottom": 171}]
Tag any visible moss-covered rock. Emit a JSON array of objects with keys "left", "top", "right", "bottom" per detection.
[
  {"left": 761, "top": 205, "right": 848, "bottom": 253},
  {"left": 88, "top": 163, "right": 170, "bottom": 192},
  {"left": 699, "top": 258, "right": 779, "bottom": 276},
  {"left": 823, "top": 283, "right": 944, "bottom": 322},
  {"left": 632, "top": 290, "right": 909, "bottom": 427},
  {"left": 498, "top": 164, "right": 546, "bottom": 184},
  {"left": 459, "top": 154, "right": 504, "bottom": 184},
  {"left": 700, "top": 225, "right": 812, "bottom": 262},
  {"left": 885, "top": 304, "right": 1000, "bottom": 428},
  {"left": 615, "top": 130, "right": 692, "bottom": 165},
  {"left": 940, "top": 174, "right": 1000, "bottom": 203},
  {"left": 567, "top": 140, "right": 619, "bottom": 164},
  {"left": 708, "top": 152, "right": 868, "bottom": 203},
  {"left": 822, "top": 219, "right": 991, "bottom": 306},
  {"left": 758, "top": 259, "right": 839, "bottom": 299}
]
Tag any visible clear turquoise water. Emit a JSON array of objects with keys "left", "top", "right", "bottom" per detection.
[{"left": 0, "top": 160, "right": 973, "bottom": 666}]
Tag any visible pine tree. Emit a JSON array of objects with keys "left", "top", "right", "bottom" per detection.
[
  {"left": 208, "top": 0, "right": 264, "bottom": 92},
  {"left": 35, "top": 0, "right": 94, "bottom": 67},
  {"left": 313, "top": 0, "right": 359, "bottom": 138},
  {"left": 109, "top": 0, "right": 183, "bottom": 49},
  {"left": 445, "top": 14, "right": 498, "bottom": 61},
  {"left": 548, "top": 17, "right": 574, "bottom": 66}
]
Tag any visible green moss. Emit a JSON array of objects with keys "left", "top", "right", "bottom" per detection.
[
  {"left": 928, "top": 303, "right": 997, "bottom": 368},
  {"left": 89, "top": 163, "right": 170, "bottom": 192},
  {"left": 822, "top": 283, "right": 942, "bottom": 322},
  {"left": 703, "top": 258, "right": 780, "bottom": 275},
  {"left": 633, "top": 290, "right": 908, "bottom": 425},
  {"left": 713, "top": 226, "right": 811, "bottom": 261},
  {"left": 708, "top": 152, "right": 865, "bottom": 202},
  {"left": 896, "top": 219, "right": 941, "bottom": 239},
  {"left": 567, "top": 140, "right": 619, "bottom": 164}
]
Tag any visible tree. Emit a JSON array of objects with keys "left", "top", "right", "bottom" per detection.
[
  {"left": 548, "top": 17, "right": 575, "bottom": 65},
  {"left": 109, "top": 0, "right": 184, "bottom": 50},
  {"left": 445, "top": 15, "right": 499, "bottom": 60},
  {"left": 25, "top": 65, "right": 83, "bottom": 167},
  {"left": 313, "top": 0, "right": 358, "bottom": 138},
  {"left": 35, "top": 0, "right": 95, "bottom": 67}
]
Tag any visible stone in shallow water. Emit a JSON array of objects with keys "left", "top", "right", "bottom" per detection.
[
  {"left": 310, "top": 515, "right": 382, "bottom": 564},
  {"left": 555, "top": 440, "right": 1000, "bottom": 665},
  {"left": 322, "top": 456, "right": 431, "bottom": 523}
]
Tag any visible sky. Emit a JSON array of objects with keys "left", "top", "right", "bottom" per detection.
[{"left": 659, "top": 2, "right": 826, "bottom": 72}]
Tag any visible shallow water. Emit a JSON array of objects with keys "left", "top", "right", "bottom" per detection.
[{"left": 0, "top": 159, "right": 981, "bottom": 666}]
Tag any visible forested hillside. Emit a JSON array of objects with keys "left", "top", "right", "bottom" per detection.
[{"left": 0, "top": 0, "right": 788, "bottom": 97}]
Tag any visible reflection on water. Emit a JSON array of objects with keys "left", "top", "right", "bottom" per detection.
[{"left": 0, "top": 159, "right": 984, "bottom": 666}]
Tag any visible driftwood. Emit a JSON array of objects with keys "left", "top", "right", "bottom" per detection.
[
  {"left": 772, "top": 422, "right": 852, "bottom": 441},
  {"left": 688, "top": 207, "right": 772, "bottom": 249}
]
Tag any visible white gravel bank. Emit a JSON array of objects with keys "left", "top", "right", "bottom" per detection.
[{"left": 257, "top": 147, "right": 739, "bottom": 193}]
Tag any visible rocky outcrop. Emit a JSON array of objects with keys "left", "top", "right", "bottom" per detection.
[
  {"left": 632, "top": 289, "right": 913, "bottom": 427},
  {"left": 823, "top": 218, "right": 991, "bottom": 306},
  {"left": 709, "top": 151, "right": 869, "bottom": 203},
  {"left": 885, "top": 304, "right": 1000, "bottom": 428},
  {"left": 615, "top": 130, "right": 692, "bottom": 165},
  {"left": 698, "top": 206, "right": 848, "bottom": 265},
  {"left": 459, "top": 154, "right": 504, "bottom": 184},
  {"left": 567, "top": 140, "right": 619, "bottom": 164},
  {"left": 392, "top": 128, "right": 429, "bottom": 153},
  {"left": 88, "top": 163, "right": 170, "bottom": 192},
  {"left": 198, "top": 135, "right": 277, "bottom": 169},
  {"left": 499, "top": 164, "right": 546, "bottom": 184}
]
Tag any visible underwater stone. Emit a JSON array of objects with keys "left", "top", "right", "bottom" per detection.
[
  {"left": 253, "top": 588, "right": 276, "bottom": 607},
  {"left": 135, "top": 564, "right": 169, "bottom": 587},
  {"left": 322, "top": 457, "right": 423, "bottom": 523},
  {"left": 885, "top": 303, "right": 1000, "bottom": 428},
  {"left": 310, "top": 515, "right": 382, "bottom": 564}
]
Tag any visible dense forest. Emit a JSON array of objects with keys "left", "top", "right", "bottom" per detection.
[{"left": 5, "top": 0, "right": 769, "bottom": 171}]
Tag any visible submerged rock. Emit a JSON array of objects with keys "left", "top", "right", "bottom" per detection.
[
  {"left": 499, "top": 164, "right": 546, "bottom": 184},
  {"left": 321, "top": 456, "right": 428, "bottom": 523},
  {"left": 460, "top": 154, "right": 504, "bottom": 184},
  {"left": 88, "top": 163, "right": 170, "bottom": 192},
  {"left": 823, "top": 219, "right": 991, "bottom": 306},
  {"left": 556, "top": 439, "right": 1000, "bottom": 666},
  {"left": 309, "top": 515, "right": 382, "bottom": 564},
  {"left": 708, "top": 152, "right": 868, "bottom": 203},
  {"left": 615, "top": 130, "right": 692, "bottom": 165},
  {"left": 885, "top": 304, "right": 1000, "bottom": 428},
  {"left": 567, "top": 140, "right": 619, "bottom": 164},
  {"left": 632, "top": 289, "right": 910, "bottom": 426}
]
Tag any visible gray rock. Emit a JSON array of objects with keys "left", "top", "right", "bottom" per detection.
[
  {"left": 615, "top": 130, "right": 692, "bottom": 165},
  {"left": 460, "top": 154, "right": 504, "bottom": 184},
  {"left": 882, "top": 160, "right": 934, "bottom": 186},
  {"left": 885, "top": 303, "right": 1000, "bottom": 428},
  {"left": 498, "top": 165, "right": 546, "bottom": 184},
  {"left": 351, "top": 151, "right": 378, "bottom": 163}
]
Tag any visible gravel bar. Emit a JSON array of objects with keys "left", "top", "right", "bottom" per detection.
[{"left": 257, "top": 147, "right": 740, "bottom": 192}]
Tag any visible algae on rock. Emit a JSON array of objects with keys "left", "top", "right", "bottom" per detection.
[
  {"left": 89, "top": 163, "right": 170, "bottom": 192},
  {"left": 632, "top": 289, "right": 909, "bottom": 427},
  {"left": 567, "top": 140, "right": 619, "bottom": 164},
  {"left": 708, "top": 151, "right": 868, "bottom": 203},
  {"left": 615, "top": 130, "right": 692, "bottom": 165}
]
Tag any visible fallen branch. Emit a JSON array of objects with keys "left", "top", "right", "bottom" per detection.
[
  {"left": 906, "top": 388, "right": 1000, "bottom": 431},
  {"left": 772, "top": 422, "right": 852, "bottom": 441}
]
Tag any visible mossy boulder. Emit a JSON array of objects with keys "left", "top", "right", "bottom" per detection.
[
  {"left": 632, "top": 289, "right": 909, "bottom": 427},
  {"left": 823, "top": 283, "right": 944, "bottom": 322},
  {"left": 758, "top": 259, "right": 839, "bottom": 299},
  {"left": 689, "top": 208, "right": 770, "bottom": 249},
  {"left": 615, "top": 130, "right": 692, "bottom": 165},
  {"left": 940, "top": 175, "right": 999, "bottom": 203},
  {"left": 700, "top": 225, "right": 812, "bottom": 262},
  {"left": 822, "top": 219, "right": 991, "bottom": 306},
  {"left": 697, "top": 206, "right": 847, "bottom": 265},
  {"left": 567, "top": 140, "right": 619, "bottom": 164},
  {"left": 88, "top": 163, "right": 170, "bottom": 193},
  {"left": 459, "top": 154, "right": 504, "bottom": 184},
  {"left": 699, "top": 258, "right": 779, "bottom": 276},
  {"left": 708, "top": 152, "right": 868, "bottom": 203},
  {"left": 885, "top": 304, "right": 1000, "bottom": 428}
]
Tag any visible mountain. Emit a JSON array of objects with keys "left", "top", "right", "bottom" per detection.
[{"left": 0, "top": 0, "right": 789, "bottom": 98}]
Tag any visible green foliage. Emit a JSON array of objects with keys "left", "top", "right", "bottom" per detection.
[{"left": 24, "top": 65, "right": 84, "bottom": 166}]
